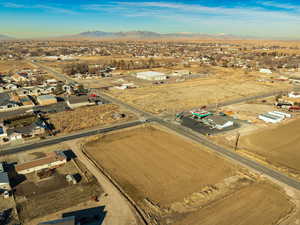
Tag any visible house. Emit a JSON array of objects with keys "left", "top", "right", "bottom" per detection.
[
  {"left": 0, "top": 172, "right": 11, "bottom": 192},
  {"left": 13, "top": 119, "right": 46, "bottom": 138},
  {"left": 67, "top": 95, "right": 94, "bottom": 109},
  {"left": 39, "top": 216, "right": 75, "bottom": 225},
  {"left": 11, "top": 73, "right": 28, "bottom": 82},
  {"left": 20, "top": 96, "right": 34, "bottom": 106},
  {"left": 15, "top": 151, "right": 67, "bottom": 174},
  {"left": 0, "top": 93, "right": 19, "bottom": 110},
  {"left": 44, "top": 79, "right": 58, "bottom": 87},
  {"left": 3, "top": 83, "right": 18, "bottom": 90},
  {"left": 136, "top": 71, "right": 167, "bottom": 81},
  {"left": 7, "top": 131, "right": 22, "bottom": 142},
  {"left": 0, "top": 124, "right": 8, "bottom": 142},
  {"left": 0, "top": 162, "right": 4, "bottom": 173},
  {"left": 37, "top": 95, "right": 57, "bottom": 106}
]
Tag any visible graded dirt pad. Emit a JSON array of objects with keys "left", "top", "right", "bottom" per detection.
[
  {"left": 108, "top": 74, "right": 289, "bottom": 114},
  {"left": 240, "top": 118, "right": 300, "bottom": 173},
  {"left": 174, "top": 183, "right": 293, "bottom": 225},
  {"left": 48, "top": 104, "right": 135, "bottom": 135},
  {"left": 85, "top": 125, "right": 236, "bottom": 207}
]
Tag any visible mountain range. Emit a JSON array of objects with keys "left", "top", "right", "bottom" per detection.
[
  {"left": 65, "top": 30, "right": 250, "bottom": 40},
  {"left": 0, "top": 34, "right": 14, "bottom": 40}
]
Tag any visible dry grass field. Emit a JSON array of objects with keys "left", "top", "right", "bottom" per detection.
[
  {"left": 108, "top": 68, "right": 290, "bottom": 114},
  {"left": 240, "top": 118, "right": 300, "bottom": 174},
  {"left": 48, "top": 104, "right": 135, "bottom": 135},
  {"left": 84, "top": 124, "right": 294, "bottom": 224},
  {"left": 85, "top": 125, "right": 236, "bottom": 206},
  {"left": 0, "top": 60, "right": 32, "bottom": 73},
  {"left": 174, "top": 183, "right": 293, "bottom": 225}
]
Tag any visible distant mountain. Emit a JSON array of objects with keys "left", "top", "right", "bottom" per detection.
[
  {"left": 0, "top": 34, "right": 14, "bottom": 40},
  {"left": 67, "top": 30, "right": 248, "bottom": 40}
]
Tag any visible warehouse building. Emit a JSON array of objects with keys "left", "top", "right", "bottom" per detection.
[
  {"left": 258, "top": 113, "right": 282, "bottom": 123},
  {"left": 15, "top": 151, "right": 67, "bottom": 174},
  {"left": 37, "top": 95, "right": 57, "bottom": 106},
  {"left": 136, "top": 71, "right": 167, "bottom": 81}
]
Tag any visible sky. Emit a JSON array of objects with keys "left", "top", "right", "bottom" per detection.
[{"left": 1, "top": 0, "right": 300, "bottom": 39}]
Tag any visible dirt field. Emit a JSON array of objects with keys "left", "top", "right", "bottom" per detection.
[
  {"left": 48, "top": 104, "right": 135, "bottom": 135},
  {"left": 85, "top": 125, "right": 237, "bottom": 206},
  {"left": 0, "top": 60, "right": 32, "bottom": 73},
  {"left": 84, "top": 124, "right": 294, "bottom": 224},
  {"left": 108, "top": 68, "right": 290, "bottom": 114},
  {"left": 240, "top": 118, "right": 300, "bottom": 174},
  {"left": 174, "top": 183, "right": 293, "bottom": 225}
]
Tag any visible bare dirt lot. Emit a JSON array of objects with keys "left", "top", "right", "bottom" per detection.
[
  {"left": 0, "top": 60, "right": 32, "bottom": 73},
  {"left": 174, "top": 182, "right": 293, "bottom": 225},
  {"left": 84, "top": 124, "right": 294, "bottom": 224},
  {"left": 108, "top": 68, "right": 290, "bottom": 115},
  {"left": 240, "top": 117, "right": 300, "bottom": 175},
  {"left": 48, "top": 104, "right": 135, "bottom": 135},
  {"left": 85, "top": 125, "right": 236, "bottom": 207}
]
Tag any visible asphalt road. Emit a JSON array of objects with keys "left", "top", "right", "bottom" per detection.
[
  {"left": 29, "top": 60, "right": 75, "bottom": 83},
  {"left": 155, "top": 119, "right": 300, "bottom": 190},
  {"left": 12, "top": 62, "right": 300, "bottom": 191},
  {"left": 0, "top": 120, "right": 143, "bottom": 156}
]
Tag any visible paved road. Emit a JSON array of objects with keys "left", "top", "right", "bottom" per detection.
[
  {"left": 155, "top": 118, "right": 300, "bottom": 190},
  {"left": 17, "top": 62, "right": 300, "bottom": 191},
  {"left": 0, "top": 120, "right": 143, "bottom": 156},
  {"left": 29, "top": 60, "right": 75, "bottom": 83}
]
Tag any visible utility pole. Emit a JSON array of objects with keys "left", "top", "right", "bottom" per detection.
[{"left": 234, "top": 132, "right": 240, "bottom": 151}]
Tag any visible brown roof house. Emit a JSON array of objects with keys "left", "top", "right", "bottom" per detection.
[{"left": 15, "top": 151, "right": 67, "bottom": 174}]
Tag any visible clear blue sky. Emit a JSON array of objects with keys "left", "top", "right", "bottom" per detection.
[{"left": 1, "top": 0, "right": 300, "bottom": 39}]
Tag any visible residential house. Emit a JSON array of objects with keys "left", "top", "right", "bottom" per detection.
[
  {"left": 0, "top": 93, "right": 19, "bottom": 110},
  {"left": 15, "top": 151, "right": 67, "bottom": 174},
  {"left": 67, "top": 95, "right": 95, "bottom": 109},
  {"left": 0, "top": 172, "right": 10, "bottom": 192}
]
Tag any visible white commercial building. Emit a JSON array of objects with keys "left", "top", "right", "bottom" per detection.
[
  {"left": 136, "top": 71, "right": 167, "bottom": 81},
  {"left": 288, "top": 92, "right": 300, "bottom": 98},
  {"left": 259, "top": 68, "right": 272, "bottom": 74},
  {"left": 258, "top": 114, "right": 282, "bottom": 123}
]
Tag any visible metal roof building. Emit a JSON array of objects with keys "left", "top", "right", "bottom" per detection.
[{"left": 136, "top": 71, "right": 167, "bottom": 81}]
